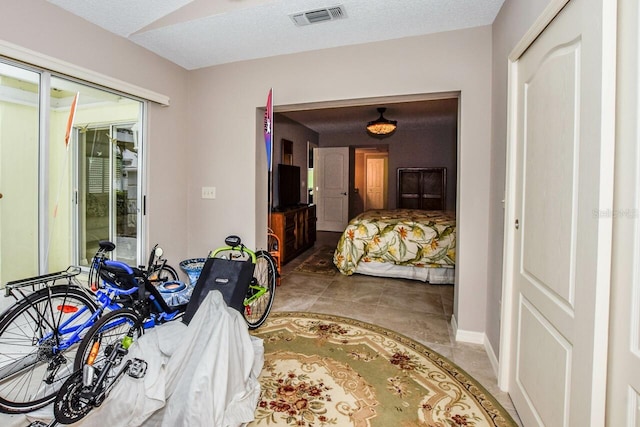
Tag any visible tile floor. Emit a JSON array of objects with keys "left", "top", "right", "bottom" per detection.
[{"left": 273, "top": 231, "right": 522, "bottom": 425}]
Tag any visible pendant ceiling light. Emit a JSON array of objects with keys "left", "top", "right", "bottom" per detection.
[{"left": 366, "top": 107, "right": 397, "bottom": 136}]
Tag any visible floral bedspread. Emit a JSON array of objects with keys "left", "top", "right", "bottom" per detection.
[{"left": 333, "top": 209, "right": 456, "bottom": 275}]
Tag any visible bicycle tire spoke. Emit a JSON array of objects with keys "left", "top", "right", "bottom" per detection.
[{"left": 0, "top": 287, "right": 96, "bottom": 412}]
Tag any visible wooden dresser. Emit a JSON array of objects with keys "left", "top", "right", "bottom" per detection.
[{"left": 270, "top": 205, "right": 316, "bottom": 264}]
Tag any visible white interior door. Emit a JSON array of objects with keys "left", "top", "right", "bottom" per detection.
[
  {"left": 365, "top": 155, "right": 386, "bottom": 210},
  {"left": 504, "top": 0, "right": 615, "bottom": 425},
  {"left": 315, "top": 147, "right": 349, "bottom": 232}
]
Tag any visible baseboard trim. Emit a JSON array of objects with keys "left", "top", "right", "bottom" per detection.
[
  {"left": 451, "top": 314, "right": 485, "bottom": 344},
  {"left": 484, "top": 336, "right": 500, "bottom": 379},
  {"left": 451, "top": 314, "right": 500, "bottom": 379}
]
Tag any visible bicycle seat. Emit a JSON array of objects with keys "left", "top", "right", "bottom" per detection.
[
  {"left": 225, "top": 235, "right": 242, "bottom": 247},
  {"left": 99, "top": 260, "right": 140, "bottom": 290},
  {"left": 99, "top": 240, "right": 116, "bottom": 252}
]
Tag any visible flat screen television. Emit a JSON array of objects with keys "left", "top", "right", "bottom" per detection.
[{"left": 277, "top": 163, "right": 301, "bottom": 208}]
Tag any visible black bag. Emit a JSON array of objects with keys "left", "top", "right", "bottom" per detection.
[{"left": 182, "top": 256, "right": 254, "bottom": 325}]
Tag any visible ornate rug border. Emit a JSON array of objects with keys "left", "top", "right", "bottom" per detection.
[{"left": 256, "top": 311, "right": 517, "bottom": 426}]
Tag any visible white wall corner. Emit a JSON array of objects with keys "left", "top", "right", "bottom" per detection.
[{"left": 451, "top": 314, "right": 486, "bottom": 344}]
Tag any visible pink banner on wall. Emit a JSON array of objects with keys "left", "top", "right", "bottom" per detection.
[{"left": 264, "top": 88, "right": 273, "bottom": 171}]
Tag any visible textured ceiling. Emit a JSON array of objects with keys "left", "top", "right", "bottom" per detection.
[{"left": 47, "top": 0, "right": 505, "bottom": 70}]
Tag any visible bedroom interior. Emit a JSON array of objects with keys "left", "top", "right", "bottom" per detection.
[{"left": 271, "top": 98, "right": 458, "bottom": 281}]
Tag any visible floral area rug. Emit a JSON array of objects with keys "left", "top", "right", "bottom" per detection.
[
  {"left": 294, "top": 246, "right": 338, "bottom": 276},
  {"left": 248, "top": 312, "right": 517, "bottom": 427}
]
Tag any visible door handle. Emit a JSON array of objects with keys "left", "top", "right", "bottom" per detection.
[
  {"left": 341, "top": 192, "right": 347, "bottom": 196},
  {"left": 515, "top": 219, "right": 519, "bottom": 229}
]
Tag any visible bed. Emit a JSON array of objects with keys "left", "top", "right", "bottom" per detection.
[{"left": 333, "top": 209, "right": 456, "bottom": 284}]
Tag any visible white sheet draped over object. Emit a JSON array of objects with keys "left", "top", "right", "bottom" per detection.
[{"left": 71, "top": 290, "right": 263, "bottom": 427}]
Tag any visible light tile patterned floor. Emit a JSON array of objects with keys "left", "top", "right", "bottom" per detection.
[{"left": 274, "top": 231, "right": 522, "bottom": 425}]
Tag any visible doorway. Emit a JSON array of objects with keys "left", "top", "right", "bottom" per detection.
[
  {"left": 274, "top": 95, "right": 458, "bottom": 249},
  {"left": 364, "top": 155, "right": 387, "bottom": 210},
  {"left": 307, "top": 141, "right": 317, "bottom": 204}
]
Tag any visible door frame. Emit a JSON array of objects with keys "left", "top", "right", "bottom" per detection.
[
  {"left": 605, "top": 0, "right": 640, "bottom": 424},
  {"left": 498, "top": 1, "right": 617, "bottom": 418}
]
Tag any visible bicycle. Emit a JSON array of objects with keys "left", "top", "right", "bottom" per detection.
[
  {"left": 73, "top": 235, "right": 277, "bottom": 372},
  {"left": 0, "top": 241, "right": 179, "bottom": 414},
  {"left": 236, "top": 238, "right": 278, "bottom": 329},
  {"left": 52, "top": 236, "right": 277, "bottom": 424},
  {"left": 188, "top": 234, "right": 277, "bottom": 330},
  {"left": 144, "top": 243, "right": 178, "bottom": 285}
]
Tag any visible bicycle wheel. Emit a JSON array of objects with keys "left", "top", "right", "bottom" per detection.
[
  {"left": 148, "top": 264, "right": 179, "bottom": 284},
  {"left": 0, "top": 286, "right": 97, "bottom": 413},
  {"left": 74, "top": 308, "right": 142, "bottom": 372},
  {"left": 243, "top": 250, "right": 277, "bottom": 329}
]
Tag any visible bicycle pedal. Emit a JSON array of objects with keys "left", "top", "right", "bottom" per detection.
[{"left": 127, "top": 358, "right": 147, "bottom": 379}]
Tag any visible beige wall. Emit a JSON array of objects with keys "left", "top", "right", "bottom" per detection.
[
  {"left": 0, "top": 0, "right": 191, "bottom": 269},
  {"left": 488, "top": 0, "right": 554, "bottom": 357},
  {"left": 187, "top": 26, "right": 493, "bottom": 334}
]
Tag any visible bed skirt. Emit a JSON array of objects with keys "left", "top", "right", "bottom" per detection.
[{"left": 354, "top": 262, "right": 455, "bottom": 284}]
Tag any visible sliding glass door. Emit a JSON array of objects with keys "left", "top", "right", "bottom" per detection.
[
  {"left": 47, "top": 76, "right": 143, "bottom": 269},
  {"left": 0, "top": 59, "right": 145, "bottom": 284},
  {"left": 48, "top": 78, "right": 144, "bottom": 270}
]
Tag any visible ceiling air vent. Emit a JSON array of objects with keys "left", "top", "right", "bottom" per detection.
[{"left": 290, "top": 5, "right": 347, "bottom": 26}]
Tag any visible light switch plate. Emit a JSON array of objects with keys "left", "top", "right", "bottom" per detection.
[{"left": 202, "top": 187, "right": 216, "bottom": 199}]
